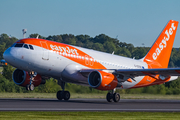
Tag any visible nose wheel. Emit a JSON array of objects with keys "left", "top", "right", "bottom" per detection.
[
  {"left": 106, "top": 89, "right": 120, "bottom": 102},
  {"left": 26, "top": 84, "right": 34, "bottom": 91},
  {"left": 26, "top": 71, "right": 36, "bottom": 91}
]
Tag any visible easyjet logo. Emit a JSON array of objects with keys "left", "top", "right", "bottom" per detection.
[
  {"left": 50, "top": 44, "right": 79, "bottom": 55},
  {"left": 152, "top": 23, "right": 176, "bottom": 60}
]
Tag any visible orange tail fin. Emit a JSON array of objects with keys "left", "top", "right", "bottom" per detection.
[{"left": 143, "top": 20, "right": 179, "bottom": 68}]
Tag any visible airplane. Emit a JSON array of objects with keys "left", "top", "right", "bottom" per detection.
[{"left": 3, "top": 20, "right": 180, "bottom": 102}]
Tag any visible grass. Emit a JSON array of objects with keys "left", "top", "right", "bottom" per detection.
[
  {"left": 1, "top": 92, "right": 180, "bottom": 100},
  {"left": 0, "top": 111, "right": 180, "bottom": 120}
]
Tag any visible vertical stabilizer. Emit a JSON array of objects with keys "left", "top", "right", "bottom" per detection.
[{"left": 143, "top": 20, "right": 178, "bottom": 68}]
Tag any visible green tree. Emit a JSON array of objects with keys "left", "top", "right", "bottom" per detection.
[
  {"left": 103, "top": 41, "right": 116, "bottom": 53},
  {"left": 132, "top": 47, "right": 148, "bottom": 59},
  {"left": 2, "top": 64, "right": 16, "bottom": 81},
  {"left": 0, "top": 42, "right": 6, "bottom": 60},
  {"left": 0, "top": 34, "right": 17, "bottom": 59},
  {"left": 46, "top": 35, "right": 63, "bottom": 43},
  {"left": 76, "top": 35, "right": 91, "bottom": 43},
  {"left": 29, "top": 34, "right": 46, "bottom": 39},
  {"left": 92, "top": 43, "right": 104, "bottom": 52},
  {"left": 120, "top": 47, "right": 131, "bottom": 57}
]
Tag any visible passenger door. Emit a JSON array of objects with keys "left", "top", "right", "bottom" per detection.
[{"left": 40, "top": 41, "right": 49, "bottom": 60}]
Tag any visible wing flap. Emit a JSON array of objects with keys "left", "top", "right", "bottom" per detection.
[{"left": 115, "top": 68, "right": 180, "bottom": 77}]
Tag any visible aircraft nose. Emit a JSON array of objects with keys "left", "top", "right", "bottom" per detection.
[
  {"left": 3, "top": 48, "right": 10, "bottom": 62},
  {"left": 3, "top": 48, "right": 15, "bottom": 64}
]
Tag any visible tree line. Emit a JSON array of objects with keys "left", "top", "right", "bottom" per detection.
[{"left": 0, "top": 33, "right": 180, "bottom": 94}]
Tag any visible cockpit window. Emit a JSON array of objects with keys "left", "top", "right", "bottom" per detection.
[
  {"left": 23, "top": 44, "right": 29, "bottom": 49},
  {"left": 29, "top": 45, "right": 34, "bottom": 50},
  {"left": 14, "top": 43, "right": 24, "bottom": 47}
]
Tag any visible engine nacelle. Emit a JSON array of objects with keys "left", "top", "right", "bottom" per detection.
[
  {"left": 88, "top": 70, "right": 118, "bottom": 90},
  {"left": 13, "top": 69, "right": 44, "bottom": 87}
]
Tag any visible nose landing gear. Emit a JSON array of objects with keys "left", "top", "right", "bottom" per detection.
[
  {"left": 26, "top": 84, "right": 34, "bottom": 91},
  {"left": 26, "top": 71, "right": 36, "bottom": 91}
]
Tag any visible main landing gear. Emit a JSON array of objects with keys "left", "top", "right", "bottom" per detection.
[
  {"left": 56, "top": 81, "right": 70, "bottom": 101},
  {"left": 26, "top": 71, "right": 37, "bottom": 91},
  {"left": 106, "top": 89, "right": 120, "bottom": 102}
]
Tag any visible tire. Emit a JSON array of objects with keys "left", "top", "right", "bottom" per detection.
[
  {"left": 113, "top": 93, "right": 120, "bottom": 102},
  {"left": 64, "top": 91, "right": 70, "bottom": 101},
  {"left": 56, "top": 91, "right": 63, "bottom": 100},
  {"left": 106, "top": 93, "right": 113, "bottom": 102},
  {"left": 29, "top": 84, "right": 34, "bottom": 91},
  {"left": 26, "top": 85, "right": 30, "bottom": 91}
]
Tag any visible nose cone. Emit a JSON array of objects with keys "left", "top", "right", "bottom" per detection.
[
  {"left": 3, "top": 48, "right": 10, "bottom": 61},
  {"left": 3, "top": 48, "right": 15, "bottom": 64},
  {"left": 3, "top": 48, "right": 10, "bottom": 62}
]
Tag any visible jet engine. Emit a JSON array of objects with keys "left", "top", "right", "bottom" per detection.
[
  {"left": 88, "top": 70, "right": 118, "bottom": 90},
  {"left": 13, "top": 69, "right": 45, "bottom": 87}
]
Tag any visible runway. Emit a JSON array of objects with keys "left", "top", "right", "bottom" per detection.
[{"left": 0, "top": 98, "right": 180, "bottom": 112}]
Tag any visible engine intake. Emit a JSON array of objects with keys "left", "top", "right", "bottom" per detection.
[
  {"left": 13, "top": 69, "right": 43, "bottom": 87},
  {"left": 88, "top": 70, "right": 118, "bottom": 90},
  {"left": 13, "top": 69, "right": 25, "bottom": 85},
  {"left": 88, "top": 71, "right": 101, "bottom": 88}
]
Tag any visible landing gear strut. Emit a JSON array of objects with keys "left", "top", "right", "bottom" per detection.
[
  {"left": 106, "top": 88, "right": 120, "bottom": 102},
  {"left": 26, "top": 71, "right": 36, "bottom": 91},
  {"left": 56, "top": 81, "right": 70, "bottom": 101}
]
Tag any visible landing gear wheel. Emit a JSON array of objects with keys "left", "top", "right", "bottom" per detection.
[
  {"left": 56, "top": 91, "right": 70, "bottom": 101},
  {"left": 26, "top": 85, "right": 30, "bottom": 91},
  {"left": 29, "top": 84, "right": 34, "bottom": 91},
  {"left": 106, "top": 93, "right": 113, "bottom": 102},
  {"left": 57, "top": 91, "right": 63, "bottom": 100},
  {"left": 64, "top": 91, "right": 70, "bottom": 101},
  {"left": 113, "top": 93, "right": 120, "bottom": 102},
  {"left": 26, "top": 71, "right": 37, "bottom": 91}
]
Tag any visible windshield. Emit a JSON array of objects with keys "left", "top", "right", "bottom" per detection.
[{"left": 14, "top": 43, "right": 24, "bottom": 47}]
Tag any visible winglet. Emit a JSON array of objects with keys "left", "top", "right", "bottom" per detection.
[{"left": 143, "top": 20, "right": 179, "bottom": 68}]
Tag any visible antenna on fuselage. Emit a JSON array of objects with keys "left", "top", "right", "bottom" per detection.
[
  {"left": 36, "top": 35, "right": 39, "bottom": 39},
  {"left": 22, "top": 29, "right": 27, "bottom": 38}
]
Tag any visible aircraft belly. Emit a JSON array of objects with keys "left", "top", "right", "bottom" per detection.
[
  {"left": 61, "top": 64, "right": 89, "bottom": 84},
  {"left": 119, "top": 76, "right": 145, "bottom": 89}
]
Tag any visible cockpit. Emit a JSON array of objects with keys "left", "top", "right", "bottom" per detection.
[{"left": 11, "top": 43, "right": 34, "bottom": 50}]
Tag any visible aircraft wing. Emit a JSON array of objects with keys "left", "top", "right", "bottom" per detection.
[
  {"left": 115, "top": 68, "right": 180, "bottom": 76},
  {"left": 80, "top": 68, "right": 180, "bottom": 80}
]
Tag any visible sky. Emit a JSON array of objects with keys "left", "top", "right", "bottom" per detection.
[{"left": 1, "top": 0, "right": 180, "bottom": 47}]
